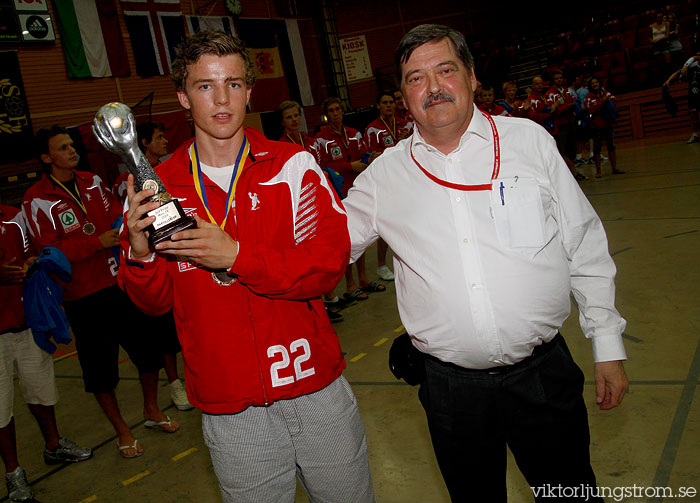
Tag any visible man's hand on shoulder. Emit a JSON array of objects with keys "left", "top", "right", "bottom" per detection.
[
  {"left": 594, "top": 360, "right": 628, "bottom": 410},
  {"left": 155, "top": 215, "right": 238, "bottom": 270}
]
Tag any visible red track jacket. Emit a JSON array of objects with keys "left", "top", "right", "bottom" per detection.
[
  {"left": 119, "top": 128, "right": 349, "bottom": 414},
  {"left": 22, "top": 172, "right": 121, "bottom": 301}
]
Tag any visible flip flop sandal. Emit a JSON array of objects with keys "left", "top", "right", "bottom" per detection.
[
  {"left": 344, "top": 288, "right": 369, "bottom": 301},
  {"left": 118, "top": 439, "right": 144, "bottom": 459},
  {"left": 144, "top": 416, "right": 179, "bottom": 433},
  {"left": 362, "top": 281, "right": 386, "bottom": 293}
]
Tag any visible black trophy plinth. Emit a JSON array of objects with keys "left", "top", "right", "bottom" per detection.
[{"left": 144, "top": 198, "right": 197, "bottom": 245}]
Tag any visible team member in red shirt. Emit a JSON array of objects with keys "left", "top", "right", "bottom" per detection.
[
  {"left": 584, "top": 77, "right": 624, "bottom": 177},
  {"left": 315, "top": 98, "right": 376, "bottom": 300},
  {"left": 364, "top": 91, "right": 412, "bottom": 283},
  {"left": 526, "top": 76, "right": 559, "bottom": 132},
  {"left": 365, "top": 91, "right": 413, "bottom": 156},
  {"left": 120, "top": 31, "right": 374, "bottom": 502},
  {"left": 22, "top": 126, "right": 176, "bottom": 460},
  {"left": 277, "top": 100, "right": 321, "bottom": 165},
  {"left": 546, "top": 70, "right": 586, "bottom": 181},
  {"left": 498, "top": 81, "right": 524, "bottom": 117},
  {"left": 477, "top": 84, "right": 509, "bottom": 116},
  {"left": 393, "top": 89, "right": 414, "bottom": 123},
  {"left": 112, "top": 122, "right": 192, "bottom": 412},
  {"left": 1, "top": 204, "right": 91, "bottom": 502}
]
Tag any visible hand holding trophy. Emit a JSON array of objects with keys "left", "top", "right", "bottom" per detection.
[{"left": 93, "top": 103, "right": 196, "bottom": 245}]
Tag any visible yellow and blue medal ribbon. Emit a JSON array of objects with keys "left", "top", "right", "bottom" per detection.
[
  {"left": 190, "top": 137, "right": 249, "bottom": 229},
  {"left": 50, "top": 175, "right": 88, "bottom": 215}
]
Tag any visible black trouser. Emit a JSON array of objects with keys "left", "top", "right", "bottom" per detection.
[{"left": 418, "top": 334, "right": 602, "bottom": 503}]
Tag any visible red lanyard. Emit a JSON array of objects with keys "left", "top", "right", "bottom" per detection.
[{"left": 410, "top": 110, "right": 500, "bottom": 191}]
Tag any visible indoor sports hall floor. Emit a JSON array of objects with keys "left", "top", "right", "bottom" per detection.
[{"left": 7, "top": 133, "right": 699, "bottom": 503}]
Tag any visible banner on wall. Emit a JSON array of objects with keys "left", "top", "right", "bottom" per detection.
[
  {"left": 236, "top": 18, "right": 290, "bottom": 112},
  {"left": 235, "top": 19, "right": 315, "bottom": 111},
  {"left": 185, "top": 15, "right": 235, "bottom": 37},
  {"left": 0, "top": 0, "right": 56, "bottom": 43},
  {"left": 53, "top": 0, "right": 129, "bottom": 78},
  {"left": 0, "top": 51, "right": 33, "bottom": 162},
  {"left": 120, "top": 0, "right": 185, "bottom": 77}
]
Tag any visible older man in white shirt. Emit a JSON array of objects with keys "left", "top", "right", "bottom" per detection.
[{"left": 343, "top": 24, "right": 628, "bottom": 502}]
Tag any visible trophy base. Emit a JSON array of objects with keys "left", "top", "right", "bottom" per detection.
[{"left": 145, "top": 199, "right": 197, "bottom": 246}]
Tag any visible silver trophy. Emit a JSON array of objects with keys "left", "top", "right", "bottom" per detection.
[{"left": 93, "top": 102, "right": 196, "bottom": 245}]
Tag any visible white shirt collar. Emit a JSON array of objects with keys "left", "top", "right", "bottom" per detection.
[{"left": 411, "top": 105, "right": 491, "bottom": 156}]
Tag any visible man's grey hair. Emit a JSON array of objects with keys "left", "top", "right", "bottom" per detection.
[{"left": 394, "top": 24, "right": 474, "bottom": 86}]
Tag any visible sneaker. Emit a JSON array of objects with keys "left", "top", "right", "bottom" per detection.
[
  {"left": 323, "top": 295, "right": 356, "bottom": 310},
  {"left": 326, "top": 308, "right": 343, "bottom": 323},
  {"left": 587, "top": 156, "right": 595, "bottom": 164},
  {"left": 574, "top": 158, "right": 586, "bottom": 167},
  {"left": 575, "top": 172, "right": 587, "bottom": 181},
  {"left": 43, "top": 437, "right": 92, "bottom": 465},
  {"left": 687, "top": 134, "right": 699, "bottom": 144},
  {"left": 601, "top": 154, "right": 608, "bottom": 161},
  {"left": 5, "top": 467, "right": 32, "bottom": 502},
  {"left": 377, "top": 265, "right": 395, "bottom": 281},
  {"left": 170, "top": 379, "right": 193, "bottom": 411}
]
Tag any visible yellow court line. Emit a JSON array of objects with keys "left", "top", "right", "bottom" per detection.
[
  {"left": 374, "top": 338, "right": 389, "bottom": 347},
  {"left": 78, "top": 496, "right": 97, "bottom": 503},
  {"left": 393, "top": 325, "right": 405, "bottom": 333},
  {"left": 53, "top": 351, "right": 78, "bottom": 363},
  {"left": 122, "top": 470, "right": 151, "bottom": 486},
  {"left": 350, "top": 353, "right": 367, "bottom": 362},
  {"left": 172, "top": 447, "right": 198, "bottom": 461}
]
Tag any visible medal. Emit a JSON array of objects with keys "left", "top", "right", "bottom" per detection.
[
  {"left": 190, "top": 137, "right": 249, "bottom": 287},
  {"left": 211, "top": 270, "right": 236, "bottom": 286},
  {"left": 82, "top": 222, "right": 96, "bottom": 235}
]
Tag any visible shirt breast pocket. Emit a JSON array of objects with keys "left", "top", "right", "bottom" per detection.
[{"left": 490, "top": 177, "right": 546, "bottom": 248}]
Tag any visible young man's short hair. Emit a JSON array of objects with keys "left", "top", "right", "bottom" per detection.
[
  {"left": 171, "top": 30, "right": 255, "bottom": 92},
  {"left": 278, "top": 100, "right": 301, "bottom": 119},
  {"left": 136, "top": 121, "right": 165, "bottom": 153},
  {"left": 136, "top": 122, "right": 165, "bottom": 152},
  {"left": 375, "top": 91, "right": 394, "bottom": 105},
  {"left": 322, "top": 97, "right": 344, "bottom": 117},
  {"left": 34, "top": 125, "right": 68, "bottom": 171}
]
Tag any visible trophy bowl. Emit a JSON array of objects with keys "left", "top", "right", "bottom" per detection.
[{"left": 94, "top": 102, "right": 196, "bottom": 245}]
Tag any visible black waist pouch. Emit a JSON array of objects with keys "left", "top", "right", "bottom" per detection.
[{"left": 389, "top": 333, "right": 426, "bottom": 386}]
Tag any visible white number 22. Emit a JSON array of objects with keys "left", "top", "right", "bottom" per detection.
[{"left": 267, "top": 338, "right": 316, "bottom": 388}]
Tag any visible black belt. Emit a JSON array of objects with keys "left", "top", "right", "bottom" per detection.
[{"left": 425, "top": 333, "right": 562, "bottom": 375}]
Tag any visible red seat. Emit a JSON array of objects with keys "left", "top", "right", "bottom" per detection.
[
  {"left": 637, "top": 26, "right": 652, "bottom": 46},
  {"left": 602, "top": 19, "right": 621, "bottom": 36},
  {"left": 622, "top": 14, "right": 639, "bottom": 31},
  {"left": 619, "top": 30, "right": 637, "bottom": 50},
  {"left": 600, "top": 35, "right": 621, "bottom": 52}
]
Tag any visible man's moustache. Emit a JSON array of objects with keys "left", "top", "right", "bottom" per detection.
[{"left": 423, "top": 93, "right": 455, "bottom": 110}]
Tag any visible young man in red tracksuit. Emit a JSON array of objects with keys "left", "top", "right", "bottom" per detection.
[
  {"left": 477, "top": 84, "right": 509, "bottom": 116},
  {"left": 120, "top": 31, "right": 374, "bottom": 503},
  {"left": 22, "top": 126, "right": 177, "bottom": 460},
  {"left": 277, "top": 100, "right": 321, "bottom": 165},
  {"left": 0, "top": 204, "right": 91, "bottom": 502},
  {"left": 314, "top": 97, "right": 375, "bottom": 302},
  {"left": 546, "top": 70, "right": 586, "bottom": 180},
  {"left": 526, "top": 75, "right": 559, "bottom": 131},
  {"left": 363, "top": 91, "right": 412, "bottom": 283}
]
